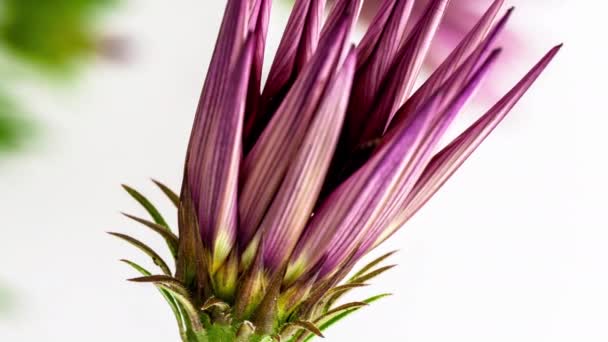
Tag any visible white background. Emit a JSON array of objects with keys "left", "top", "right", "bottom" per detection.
[{"left": 1, "top": 0, "right": 606, "bottom": 341}]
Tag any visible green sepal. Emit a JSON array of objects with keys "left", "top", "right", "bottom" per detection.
[
  {"left": 298, "top": 293, "right": 392, "bottom": 342},
  {"left": 349, "top": 250, "right": 397, "bottom": 280},
  {"left": 321, "top": 253, "right": 396, "bottom": 312},
  {"left": 315, "top": 301, "right": 367, "bottom": 324},
  {"left": 152, "top": 179, "right": 180, "bottom": 207},
  {"left": 349, "top": 264, "right": 396, "bottom": 285},
  {"left": 120, "top": 259, "right": 187, "bottom": 340},
  {"left": 129, "top": 275, "right": 206, "bottom": 334},
  {"left": 235, "top": 321, "right": 256, "bottom": 342},
  {"left": 322, "top": 283, "right": 368, "bottom": 312},
  {"left": 122, "top": 212, "right": 179, "bottom": 259},
  {"left": 325, "top": 283, "right": 368, "bottom": 296},
  {"left": 288, "top": 320, "right": 324, "bottom": 338},
  {"left": 122, "top": 184, "right": 171, "bottom": 230},
  {"left": 212, "top": 250, "right": 239, "bottom": 302},
  {"left": 201, "top": 296, "right": 230, "bottom": 312},
  {"left": 278, "top": 274, "right": 319, "bottom": 323},
  {"left": 234, "top": 244, "right": 266, "bottom": 321},
  {"left": 252, "top": 269, "right": 283, "bottom": 335},
  {"left": 176, "top": 183, "right": 210, "bottom": 305},
  {"left": 108, "top": 232, "right": 171, "bottom": 276},
  {"left": 129, "top": 275, "right": 189, "bottom": 297}
]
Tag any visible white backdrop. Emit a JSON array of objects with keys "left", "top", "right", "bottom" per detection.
[{"left": 1, "top": 0, "right": 606, "bottom": 341}]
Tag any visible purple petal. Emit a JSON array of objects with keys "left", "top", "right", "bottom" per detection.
[
  {"left": 245, "top": 0, "right": 326, "bottom": 148},
  {"left": 343, "top": 0, "right": 415, "bottom": 150},
  {"left": 260, "top": 49, "right": 357, "bottom": 273},
  {"left": 321, "top": 0, "right": 363, "bottom": 43},
  {"left": 357, "top": 0, "right": 449, "bottom": 145},
  {"left": 187, "top": 0, "right": 249, "bottom": 208},
  {"left": 357, "top": 49, "right": 502, "bottom": 257},
  {"left": 239, "top": 15, "right": 351, "bottom": 252},
  {"left": 287, "top": 47, "right": 500, "bottom": 281},
  {"left": 388, "top": 0, "right": 506, "bottom": 131},
  {"left": 245, "top": 0, "right": 271, "bottom": 131},
  {"left": 356, "top": 0, "right": 400, "bottom": 67},
  {"left": 185, "top": 35, "right": 255, "bottom": 272},
  {"left": 325, "top": 0, "right": 447, "bottom": 196},
  {"left": 370, "top": 44, "right": 562, "bottom": 250}
]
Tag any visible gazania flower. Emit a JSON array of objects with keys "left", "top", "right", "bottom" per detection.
[{"left": 112, "top": 0, "right": 560, "bottom": 340}]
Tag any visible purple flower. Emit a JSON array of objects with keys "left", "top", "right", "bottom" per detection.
[{"left": 114, "top": 0, "right": 560, "bottom": 340}]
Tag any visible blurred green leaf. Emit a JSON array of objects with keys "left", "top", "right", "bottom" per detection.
[
  {"left": 0, "top": 89, "right": 33, "bottom": 152},
  {"left": 0, "top": 0, "right": 117, "bottom": 73}
]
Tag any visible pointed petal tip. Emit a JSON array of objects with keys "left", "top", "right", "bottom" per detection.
[{"left": 537, "top": 43, "right": 562, "bottom": 66}]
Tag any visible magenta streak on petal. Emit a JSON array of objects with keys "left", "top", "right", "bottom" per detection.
[
  {"left": 387, "top": 6, "right": 513, "bottom": 137},
  {"left": 245, "top": 0, "right": 325, "bottom": 150},
  {"left": 342, "top": 0, "right": 414, "bottom": 152},
  {"left": 356, "top": 49, "right": 503, "bottom": 258},
  {"left": 320, "top": 49, "right": 501, "bottom": 276},
  {"left": 187, "top": 0, "right": 248, "bottom": 207},
  {"left": 356, "top": 0, "right": 399, "bottom": 68},
  {"left": 287, "top": 100, "right": 434, "bottom": 281},
  {"left": 245, "top": 0, "right": 271, "bottom": 131},
  {"left": 186, "top": 35, "right": 255, "bottom": 271},
  {"left": 387, "top": 0, "right": 506, "bottom": 132},
  {"left": 321, "top": 0, "right": 363, "bottom": 44},
  {"left": 356, "top": 0, "right": 449, "bottom": 147},
  {"left": 184, "top": 0, "right": 249, "bottom": 256},
  {"left": 286, "top": 35, "right": 495, "bottom": 282},
  {"left": 369, "top": 44, "right": 562, "bottom": 250},
  {"left": 323, "top": 0, "right": 446, "bottom": 198},
  {"left": 260, "top": 49, "right": 357, "bottom": 273},
  {"left": 238, "top": 15, "right": 351, "bottom": 251}
]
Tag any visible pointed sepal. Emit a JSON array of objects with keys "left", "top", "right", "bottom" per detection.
[{"left": 108, "top": 232, "right": 171, "bottom": 276}]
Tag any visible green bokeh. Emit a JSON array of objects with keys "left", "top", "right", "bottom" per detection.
[
  {"left": 0, "top": 283, "right": 16, "bottom": 316},
  {"left": 0, "top": 89, "right": 33, "bottom": 152},
  {"left": 0, "top": 0, "right": 117, "bottom": 72},
  {"left": 0, "top": 0, "right": 116, "bottom": 153}
]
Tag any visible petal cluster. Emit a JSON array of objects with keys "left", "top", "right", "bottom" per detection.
[
  {"left": 182, "top": 0, "right": 559, "bottom": 287},
  {"left": 118, "top": 0, "right": 560, "bottom": 339}
]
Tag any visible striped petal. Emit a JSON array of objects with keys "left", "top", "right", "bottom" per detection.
[
  {"left": 321, "top": 0, "right": 363, "bottom": 42},
  {"left": 239, "top": 15, "right": 351, "bottom": 250},
  {"left": 185, "top": 35, "right": 255, "bottom": 272},
  {"left": 245, "top": 0, "right": 325, "bottom": 148},
  {"left": 370, "top": 44, "right": 562, "bottom": 250},
  {"left": 357, "top": 0, "right": 449, "bottom": 145},
  {"left": 259, "top": 49, "right": 357, "bottom": 273},
  {"left": 331, "top": 49, "right": 502, "bottom": 275},
  {"left": 324, "top": 0, "right": 448, "bottom": 196},
  {"left": 388, "top": 1, "right": 509, "bottom": 131},
  {"left": 356, "top": 51, "right": 502, "bottom": 258},
  {"left": 342, "top": 0, "right": 415, "bottom": 151},
  {"left": 183, "top": 0, "right": 249, "bottom": 266},
  {"left": 287, "top": 47, "right": 500, "bottom": 282},
  {"left": 244, "top": 0, "right": 271, "bottom": 132},
  {"left": 264, "top": 0, "right": 323, "bottom": 93},
  {"left": 356, "top": 0, "right": 400, "bottom": 67}
]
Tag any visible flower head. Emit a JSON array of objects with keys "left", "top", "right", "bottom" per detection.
[{"left": 113, "top": 0, "right": 560, "bottom": 340}]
